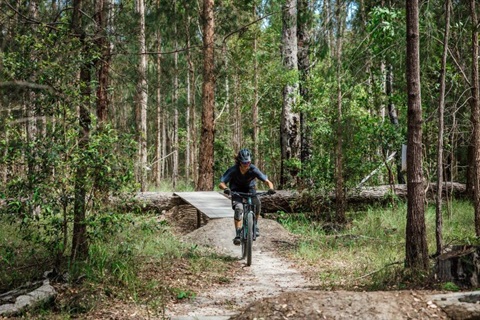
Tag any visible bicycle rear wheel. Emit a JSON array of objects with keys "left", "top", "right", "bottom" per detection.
[{"left": 246, "top": 212, "right": 254, "bottom": 266}]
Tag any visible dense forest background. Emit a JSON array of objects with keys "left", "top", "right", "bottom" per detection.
[{"left": 0, "top": 0, "right": 478, "bottom": 268}]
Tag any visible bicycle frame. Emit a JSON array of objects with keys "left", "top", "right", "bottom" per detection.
[{"left": 231, "top": 191, "right": 268, "bottom": 265}]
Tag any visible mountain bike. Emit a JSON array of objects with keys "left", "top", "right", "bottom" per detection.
[{"left": 230, "top": 191, "right": 269, "bottom": 266}]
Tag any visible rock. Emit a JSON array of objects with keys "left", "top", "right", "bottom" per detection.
[
  {"left": 429, "top": 291, "right": 480, "bottom": 320},
  {"left": 0, "top": 280, "right": 56, "bottom": 316}
]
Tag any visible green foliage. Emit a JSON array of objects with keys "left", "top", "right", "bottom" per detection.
[
  {"left": 0, "top": 218, "right": 51, "bottom": 292},
  {"left": 172, "top": 288, "right": 196, "bottom": 300},
  {"left": 367, "top": 7, "right": 406, "bottom": 63},
  {"left": 1, "top": 10, "right": 138, "bottom": 272},
  {"left": 283, "top": 157, "right": 302, "bottom": 173},
  {"left": 280, "top": 200, "right": 476, "bottom": 290},
  {"left": 0, "top": 119, "right": 137, "bottom": 266},
  {"left": 2, "top": 213, "right": 235, "bottom": 317},
  {"left": 441, "top": 282, "right": 460, "bottom": 292}
]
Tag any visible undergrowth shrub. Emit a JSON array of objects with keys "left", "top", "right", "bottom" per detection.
[
  {"left": 26, "top": 213, "right": 236, "bottom": 318},
  {"left": 279, "top": 200, "right": 475, "bottom": 290}
]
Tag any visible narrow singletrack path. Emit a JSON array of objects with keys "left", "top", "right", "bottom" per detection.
[{"left": 166, "top": 218, "right": 309, "bottom": 319}]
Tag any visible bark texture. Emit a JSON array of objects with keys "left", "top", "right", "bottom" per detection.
[
  {"left": 405, "top": 0, "right": 428, "bottom": 270},
  {"left": 334, "top": 0, "right": 346, "bottom": 224},
  {"left": 95, "top": 0, "right": 110, "bottom": 123},
  {"left": 136, "top": 0, "right": 148, "bottom": 192},
  {"left": 470, "top": 0, "right": 480, "bottom": 237},
  {"left": 280, "top": 0, "right": 301, "bottom": 189},
  {"left": 197, "top": 0, "right": 215, "bottom": 191},
  {"left": 436, "top": 0, "right": 451, "bottom": 255},
  {"left": 297, "top": 0, "right": 313, "bottom": 183},
  {"left": 71, "top": 0, "right": 90, "bottom": 261}
]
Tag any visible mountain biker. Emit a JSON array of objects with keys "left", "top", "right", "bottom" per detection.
[{"left": 219, "top": 148, "right": 276, "bottom": 245}]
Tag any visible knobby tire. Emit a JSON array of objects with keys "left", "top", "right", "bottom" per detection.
[
  {"left": 246, "top": 212, "right": 253, "bottom": 266},
  {"left": 241, "top": 230, "right": 246, "bottom": 259}
]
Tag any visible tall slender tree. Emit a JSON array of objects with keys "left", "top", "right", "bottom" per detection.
[
  {"left": 470, "top": 0, "right": 480, "bottom": 237},
  {"left": 297, "top": 0, "right": 313, "bottom": 186},
  {"left": 136, "top": 0, "right": 148, "bottom": 192},
  {"left": 154, "top": 24, "right": 163, "bottom": 187},
  {"left": 27, "top": 0, "right": 38, "bottom": 183},
  {"left": 197, "top": 0, "right": 215, "bottom": 191},
  {"left": 435, "top": 0, "right": 451, "bottom": 256},
  {"left": 71, "top": 0, "right": 92, "bottom": 261},
  {"left": 95, "top": 0, "right": 110, "bottom": 123},
  {"left": 186, "top": 13, "right": 197, "bottom": 186},
  {"left": 233, "top": 69, "right": 242, "bottom": 152},
  {"left": 280, "top": 0, "right": 300, "bottom": 189},
  {"left": 334, "top": 0, "right": 346, "bottom": 224},
  {"left": 405, "top": 0, "right": 428, "bottom": 270},
  {"left": 252, "top": 2, "right": 260, "bottom": 165},
  {"left": 172, "top": 2, "right": 179, "bottom": 190}
]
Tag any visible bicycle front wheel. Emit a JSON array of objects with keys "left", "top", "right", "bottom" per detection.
[
  {"left": 246, "top": 212, "right": 254, "bottom": 266},
  {"left": 241, "top": 227, "right": 247, "bottom": 259}
]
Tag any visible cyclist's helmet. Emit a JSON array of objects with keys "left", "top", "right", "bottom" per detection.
[{"left": 237, "top": 148, "right": 252, "bottom": 164}]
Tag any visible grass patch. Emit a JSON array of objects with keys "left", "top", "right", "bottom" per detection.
[
  {"left": 279, "top": 200, "right": 476, "bottom": 291},
  {"left": 0, "top": 219, "right": 53, "bottom": 292},
  {"left": 1, "top": 213, "right": 237, "bottom": 319}
]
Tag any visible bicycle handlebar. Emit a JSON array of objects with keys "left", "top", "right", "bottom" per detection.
[{"left": 230, "top": 191, "right": 269, "bottom": 198}]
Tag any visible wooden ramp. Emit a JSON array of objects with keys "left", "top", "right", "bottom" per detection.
[{"left": 174, "top": 191, "right": 232, "bottom": 227}]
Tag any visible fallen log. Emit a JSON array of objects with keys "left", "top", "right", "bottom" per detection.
[
  {"left": 133, "top": 192, "right": 185, "bottom": 211},
  {"left": 128, "top": 182, "right": 466, "bottom": 214}
]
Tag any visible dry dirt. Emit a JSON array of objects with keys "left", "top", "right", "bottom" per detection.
[{"left": 163, "top": 205, "right": 451, "bottom": 320}]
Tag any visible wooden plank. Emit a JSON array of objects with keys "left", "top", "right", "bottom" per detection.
[{"left": 174, "top": 191, "right": 232, "bottom": 219}]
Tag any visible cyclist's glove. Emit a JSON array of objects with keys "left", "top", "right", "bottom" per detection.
[
  {"left": 267, "top": 188, "right": 276, "bottom": 195},
  {"left": 224, "top": 188, "right": 231, "bottom": 195}
]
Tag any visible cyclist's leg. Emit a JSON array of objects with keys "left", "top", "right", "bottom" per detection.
[
  {"left": 233, "top": 202, "right": 243, "bottom": 245},
  {"left": 253, "top": 196, "right": 261, "bottom": 236}
]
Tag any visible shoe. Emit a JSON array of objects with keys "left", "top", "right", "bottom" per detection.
[
  {"left": 233, "top": 236, "right": 241, "bottom": 245},
  {"left": 233, "top": 229, "right": 241, "bottom": 245},
  {"left": 255, "top": 226, "right": 260, "bottom": 237}
]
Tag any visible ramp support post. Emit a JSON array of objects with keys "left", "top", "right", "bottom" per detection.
[{"left": 197, "top": 209, "right": 202, "bottom": 228}]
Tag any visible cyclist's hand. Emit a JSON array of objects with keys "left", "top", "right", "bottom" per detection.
[
  {"left": 267, "top": 188, "right": 276, "bottom": 195},
  {"left": 224, "top": 188, "right": 231, "bottom": 195}
]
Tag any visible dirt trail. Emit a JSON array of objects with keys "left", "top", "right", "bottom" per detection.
[
  {"left": 166, "top": 218, "right": 309, "bottom": 319},
  {"left": 165, "top": 217, "right": 450, "bottom": 320}
]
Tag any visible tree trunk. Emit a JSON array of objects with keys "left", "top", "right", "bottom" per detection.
[
  {"left": 185, "top": 17, "right": 191, "bottom": 183},
  {"left": 470, "top": 0, "right": 480, "bottom": 237},
  {"left": 27, "top": 0, "right": 38, "bottom": 205},
  {"left": 154, "top": 25, "right": 163, "bottom": 187},
  {"left": 280, "top": 0, "right": 300, "bottom": 189},
  {"left": 333, "top": 0, "right": 346, "bottom": 224},
  {"left": 253, "top": 3, "right": 260, "bottom": 167},
  {"left": 405, "top": 0, "right": 428, "bottom": 270},
  {"left": 197, "top": 0, "right": 215, "bottom": 191},
  {"left": 233, "top": 70, "right": 242, "bottom": 152},
  {"left": 186, "top": 16, "right": 197, "bottom": 186},
  {"left": 298, "top": 0, "right": 313, "bottom": 188},
  {"left": 172, "top": 4, "right": 179, "bottom": 190},
  {"left": 323, "top": 0, "right": 333, "bottom": 57},
  {"left": 95, "top": 0, "right": 110, "bottom": 123},
  {"left": 436, "top": 0, "right": 451, "bottom": 256},
  {"left": 71, "top": 0, "right": 91, "bottom": 261},
  {"left": 136, "top": 0, "right": 148, "bottom": 192},
  {"left": 385, "top": 64, "right": 404, "bottom": 185},
  {"left": 162, "top": 98, "right": 167, "bottom": 179}
]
